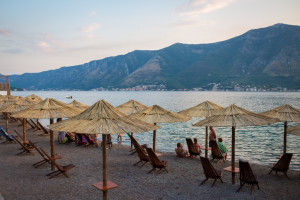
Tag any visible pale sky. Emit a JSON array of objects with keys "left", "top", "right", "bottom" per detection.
[{"left": 0, "top": 0, "right": 299, "bottom": 75}]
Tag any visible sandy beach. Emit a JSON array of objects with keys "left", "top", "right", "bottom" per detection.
[{"left": 0, "top": 116, "right": 299, "bottom": 200}]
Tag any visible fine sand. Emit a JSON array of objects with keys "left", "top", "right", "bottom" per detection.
[{"left": 0, "top": 117, "right": 299, "bottom": 200}]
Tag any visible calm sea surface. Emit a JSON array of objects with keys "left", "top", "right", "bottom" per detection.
[{"left": 12, "top": 91, "right": 300, "bottom": 170}]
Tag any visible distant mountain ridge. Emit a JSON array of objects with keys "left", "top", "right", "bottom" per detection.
[{"left": 10, "top": 23, "right": 300, "bottom": 90}]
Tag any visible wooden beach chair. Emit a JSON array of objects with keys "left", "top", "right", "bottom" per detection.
[
  {"left": 200, "top": 156, "right": 223, "bottom": 187},
  {"left": 211, "top": 140, "right": 226, "bottom": 163},
  {"left": 186, "top": 138, "right": 201, "bottom": 158},
  {"left": 29, "top": 119, "right": 41, "bottom": 131},
  {"left": 237, "top": 160, "right": 260, "bottom": 195},
  {"left": 12, "top": 135, "right": 35, "bottom": 155},
  {"left": 269, "top": 153, "right": 293, "bottom": 178},
  {"left": 132, "top": 139, "right": 150, "bottom": 168},
  {"left": 146, "top": 148, "right": 168, "bottom": 175},
  {"left": 37, "top": 121, "right": 50, "bottom": 135},
  {"left": 40, "top": 148, "right": 75, "bottom": 179},
  {"left": 30, "top": 141, "right": 62, "bottom": 168},
  {"left": 0, "top": 126, "right": 15, "bottom": 144}
]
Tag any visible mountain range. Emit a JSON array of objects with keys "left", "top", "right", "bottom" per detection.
[{"left": 10, "top": 23, "right": 300, "bottom": 90}]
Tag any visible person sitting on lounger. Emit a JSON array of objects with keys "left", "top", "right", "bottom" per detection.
[
  {"left": 193, "top": 138, "right": 201, "bottom": 153},
  {"left": 175, "top": 143, "right": 189, "bottom": 157},
  {"left": 217, "top": 137, "right": 228, "bottom": 160}
]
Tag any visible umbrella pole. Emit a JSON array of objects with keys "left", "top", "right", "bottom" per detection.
[
  {"left": 205, "top": 126, "right": 208, "bottom": 158},
  {"left": 153, "top": 123, "right": 157, "bottom": 152},
  {"left": 23, "top": 118, "right": 27, "bottom": 143},
  {"left": 5, "top": 112, "right": 9, "bottom": 132},
  {"left": 102, "top": 134, "right": 108, "bottom": 200},
  {"left": 36, "top": 119, "right": 39, "bottom": 130},
  {"left": 284, "top": 121, "right": 287, "bottom": 154},
  {"left": 50, "top": 118, "right": 55, "bottom": 171},
  {"left": 130, "top": 132, "right": 133, "bottom": 149},
  {"left": 232, "top": 126, "right": 235, "bottom": 185}
]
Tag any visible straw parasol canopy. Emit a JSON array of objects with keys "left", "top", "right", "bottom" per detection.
[
  {"left": 193, "top": 104, "right": 280, "bottom": 184},
  {"left": 26, "top": 94, "right": 43, "bottom": 103},
  {"left": 116, "top": 99, "right": 148, "bottom": 115},
  {"left": 178, "top": 101, "right": 223, "bottom": 157},
  {"left": 0, "top": 98, "right": 36, "bottom": 142},
  {"left": 68, "top": 100, "right": 89, "bottom": 111},
  {"left": 12, "top": 98, "right": 82, "bottom": 170},
  {"left": 261, "top": 104, "right": 300, "bottom": 154},
  {"left": 130, "top": 105, "right": 191, "bottom": 151},
  {"left": 287, "top": 124, "right": 300, "bottom": 136},
  {"left": 49, "top": 99, "right": 159, "bottom": 200}
]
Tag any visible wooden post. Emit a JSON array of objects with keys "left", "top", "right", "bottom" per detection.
[
  {"left": 36, "top": 119, "right": 39, "bottom": 130},
  {"left": 102, "top": 134, "right": 108, "bottom": 200},
  {"left": 5, "top": 113, "right": 9, "bottom": 132},
  {"left": 153, "top": 123, "right": 157, "bottom": 152},
  {"left": 50, "top": 118, "right": 55, "bottom": 170},
  {"left": 283, "top": 121, "right": 287, "bottom": 154},
  {"left": 232, "top": 126, "right": 235, "bottom": 185},
  {"left": 205, "top": 126, "right": 208, "bottom": 158},
  {"left": 23, "top": 118, "right": 27, "bottom": 143},
  {"left": 130, "top": 132, "right": 133, "bottom": 149}
]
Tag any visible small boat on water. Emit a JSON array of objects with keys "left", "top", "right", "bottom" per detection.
[{"left": 66, "top": 96, "right": 73, "bottom": 99}]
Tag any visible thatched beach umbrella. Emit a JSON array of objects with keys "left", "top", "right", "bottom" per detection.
[
  {"left": 193, "top": 104, "right": 280, "bottom": 184},
  {"left": 68, "top": 100, "right": 89, "bottom": 111},
  {"left": 116, "top": 99, "right": 148, "bottom": 115},
  {"left": 287, "top": 124, "right": 300, "bottom": 136},
  {"left": 178, "top": 101, "right": 223, "bottom": 157},
  {"left": 49, "top": 99, "right": 159, "bottom": 200},
  {"left": 0, "top": 98, "right": 35, "bottom": 142},
  {"left": 12, "top": 98, "right": 81, "bottom": 170},
  {"left": 26, "top": 94, "right": 43, "bottom": 102},
  {"left": 0, "top": 95, "right": 21, "bottom": 132},
  {"left": 130, "top": 105, "right": 191, "bottom": 152},
  {"left": 261, "top": 104, "right": 300, "bottom": 154}
]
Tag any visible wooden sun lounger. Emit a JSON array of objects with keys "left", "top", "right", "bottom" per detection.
[
  {"left": 269, "top": 153, "right": 293, "bottom": 178},
  {"left": 186, "top": 138, "right": 201, "bottom": 159},
  {"left": 37, "top": 121, "right": 50, "bottom": 135},
  {"left": 30, "top": 142, "right": 62, "bottom": 168},
  {"left": 146, "top": 148, "right": 168, "bottom": 175},
  {"left": 132, "top": 139, "right": 150, "bottom": 168},
  {"left": 26, "top": 119, "right": 36, "bottom": 129},
  {"left": 40, "top": 148, "right": 75, "bottom": 179},
  {"left": 12, "top": 135, "right": 35, "bottom": 155},
  {"left": 200, "top": 156, "right": 223, "bottom": 187},
  {"left": 29, "top": 119, "right": 41, "bottom": 131},
  {"left": 0, "top": 127, "right": 15, "bottom": 144},
  {"left": 210, "top": 140, "right": 226, "bottom": 163},
  {"left": 237, "top": 160, "right": 260, "bottom": 195}
]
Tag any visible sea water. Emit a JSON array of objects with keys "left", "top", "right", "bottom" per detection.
[{"left": 12, "top": 91, "right": 300, "bottom": 170}]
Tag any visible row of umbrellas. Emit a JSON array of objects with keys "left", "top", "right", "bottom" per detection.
[{"left": 1, "top": 94, "right": 300, "bottom": 199}]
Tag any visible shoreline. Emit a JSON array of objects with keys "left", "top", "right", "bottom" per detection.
[{"left": 1, "top": 117, "right": 300, "bottom": 199}]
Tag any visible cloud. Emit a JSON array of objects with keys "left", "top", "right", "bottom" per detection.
[
  {"left": 89, "top": 11, "right": 97, "bottom": 16},
  {"left": 35, "top": 32, "right": 68, "bottom": 53},
  {"left": 177, "top": 0, "right": 235, "bottom": 15},
  {"left": 79, "top": 23, "right": 100, "bottom": 33},
  {"left": 0, "top": 29, "right": 10, "bottom": 36}
]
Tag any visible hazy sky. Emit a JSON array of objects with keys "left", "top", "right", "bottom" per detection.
[{"left": 0, "top": 0, "right": 299, "bottom": 75}]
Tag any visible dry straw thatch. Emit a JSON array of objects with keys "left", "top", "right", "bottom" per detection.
[
  {"left": 49, "top": 99, "right": 159, "bottom": 134},
  {"left": 130, "top": 105, "right": 191, "bottom": 124},
  {"left": 0, "top": 98, "right": 35, "bottom": 113},
  {"left": 68, "top": 100, "right": 89, "bottom": 111},
  {"left": 26, "top": 94, "right": 43, "bottom": 103},
  {"left": 178, "top": 100, "right": 223, "bottom": 117},
  {"left": 287, "top": 124, "right": 300, "bottom": 136},
  {"left": 116, "top": 99, "right": 148, "bottom": 115},
  {"left": 194, "top": 104, "right": 280, "bottom": 127},
  {"left": 0, "top": 95, "right": 23, "bottom": 109},
  {"left": 12, "top": 98, "right": 82, "bottom": 119},
  {"left": 193, "top": 104, "right": 280, "bottom": 184},
  {"left": 260, "top": 104, "right": 300, "bottom": 154},
  {"left": 260, "top": 104, "right": 300, "bottom": 122}
]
